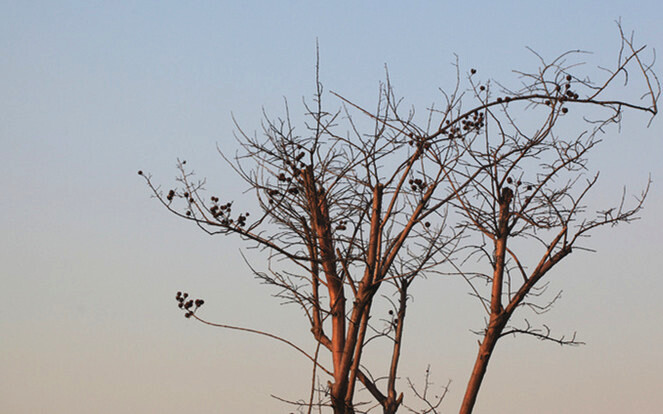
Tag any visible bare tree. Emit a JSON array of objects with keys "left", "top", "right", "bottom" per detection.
[
  {"left": 444, "top": 26, "right": 658, "bottom": 414},
  {"left": 141, "top": 24, "right": 658, "bottom": 414},
  {"left": 142, "top": 53, "right": 469, "bottom": 414}
]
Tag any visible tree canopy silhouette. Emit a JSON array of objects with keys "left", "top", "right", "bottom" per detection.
[{"left": 141, "top": 24, "right": 658, "bottom": 414}]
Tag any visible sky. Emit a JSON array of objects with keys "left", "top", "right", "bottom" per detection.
[{"left": 1, "top": 1, "right": 662, "bottom": 413}]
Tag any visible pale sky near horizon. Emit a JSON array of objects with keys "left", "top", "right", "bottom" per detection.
[{"left": 2, "top": 1, "right": 662, "bottom": 413}]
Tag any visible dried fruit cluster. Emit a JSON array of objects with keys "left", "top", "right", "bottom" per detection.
[
  {"left": 207, "top": 196, "right": 248, "bottom": 227},
  {"left": 444, "top": 110, "right": 485, "bottom": 140},
  {"left": 542, "top": 74, "right": 579, "bottom": 114},
  {"left": 505, "top": 176, "right": 534, "bottom": 192},
  {"left": 266, "top": 152, "right": 311, "bottom": 203},
  {"left": 409, "top": 177, "right": 428, "bottom": 192},
  {"left": 176, "top": 291, "right": 205, "bottom": 318},
  {"left": 335, "top": 220, "right": 348, "bottom": 231},
  {"left": 407, "top": 134, "right": 432, "bottom": 153},
  {"left": 461, "top": 111, "right": 485, "bottom": 132}
]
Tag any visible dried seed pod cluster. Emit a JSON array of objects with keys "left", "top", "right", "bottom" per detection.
[
  {"left": 445, "top": 122, "right": 463, "bottom": 140},
  {"left": 176, "top": 291, "right": 205, "bottom": 318},
  {"left": 407, "top": 133, "right": 432, "bottom": 153},
  {"left": 444, "top": 110, "right": 485, "bottom": 140},
  {"left": 409, "top": 177, "right": 428, "bottom": 192},
  {"left": 207, "top": 196, "right": 249, "bottom": 228},
  {"left": 544, "top": 74, "right": 579, "bottom": 114},
  {"left": 504, "top": 177, "right": 535, "bottom": 196},
  {"left": 266, "top": 155, "right": 310, "bottom": 203},
  {"left": 462, "top": 111, "right": 485, "bottom": 132}
]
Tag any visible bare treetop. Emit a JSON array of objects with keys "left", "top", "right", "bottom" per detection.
[{"left": 141, "top": 23, "right": 658, "bottom": 414}]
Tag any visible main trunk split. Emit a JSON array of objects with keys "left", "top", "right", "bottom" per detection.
[{"left": 459, "top": 187, "right": 513, "bottom": 414}]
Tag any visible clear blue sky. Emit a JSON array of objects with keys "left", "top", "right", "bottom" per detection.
[{"left": 1, "top": 1, "right": 662, "bottom": 413}]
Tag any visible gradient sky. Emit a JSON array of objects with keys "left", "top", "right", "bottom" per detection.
[{"left": 2, "top": 1, "right": 662, "bottom": 413}]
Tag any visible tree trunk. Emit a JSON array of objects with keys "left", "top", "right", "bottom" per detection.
[
  {"left": 330, "top": 380, "right": 353, "bottom": 414},
  {"left": 458, "top": 321, "right": 503, "bottom": 414},
  {"left": 459, "top": 187, "right": 512, "bottom": 413}
]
